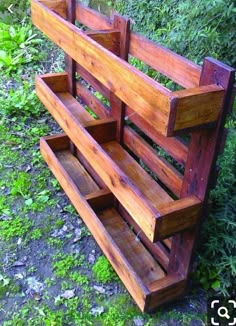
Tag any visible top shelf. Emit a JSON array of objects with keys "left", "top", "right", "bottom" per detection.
[{"left": 31, "top": 0, "right": 224, "bottom": 137}]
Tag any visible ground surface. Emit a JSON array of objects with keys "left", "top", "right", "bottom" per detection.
[{"left": 0, "top": 27, "right": 208, "bottom": 326}]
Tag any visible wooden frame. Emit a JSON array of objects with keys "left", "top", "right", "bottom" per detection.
[{"left": 31, "top": 0, "right": 235, "bottom": 312}]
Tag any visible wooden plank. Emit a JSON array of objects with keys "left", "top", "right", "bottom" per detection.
[
  {"left": 101, "top": 141, "right": 173, "bottom": 208},
  {"left": 65, "top": 0, "right": 76, "bottom": 96},
  {"left": 157, "top": 195, "right": 202, "bottom": 239},
  {"left": 39, "top": 0, "right": 66, "bottom": 18},
  {"left": 76, "top": 64, "right": 110, "bottom": 99},
  {"left": 119, "top": 205, "right": 170, "bottom": 270},
  {"left": 85, "top": 188, "right": 114, "bottom": 211},
  {"left": 57, "top": 92, "right": 93, "bottom": 124},
  {"left": 110, "top": 14, "right": 130, "bottom": 143},
  {"left": 99, "top": 208, "right": 165, "bottom": 286},
  {"left": 130, "top": 32, "right": 201, "bottom": 89},
  {"left": 35, "top": 72, "right": 68, "bottom": 92},
  {"left": 32, "top": 0, "right": 172, "bottom": 136},
  {"left": 40, "top": 136, "right": 150, "bottom": 311},
  {"left": 86, "top": 30, "right": 120, "bottom": 56},
  {"left": 173, "top": 84, "right": 224, "bottom": 132},
  {"left": 42, "top": 133, "right": 69, "bottom": 151},
  {"left": 76, "top": 81, "right": 110, "bottom": 119},
  {"left": 75, "top": 3, "right": 201, "bottom": 89},
  {"left": 125, "top": 106, "right": 188, "bottom": 166},
  {"left": 36, "top": 74, "right": 164, "bottom": 242},
  {"left": 76, "top": 2, "right": 112, "bottom": 30},
  {"left": 84, "top": 118, "right": 117, "bottom": 144},
  {"left": 123, "top": 126, "right": 183, "bottom": 197},
  {"left": 169, "top": 58, "right": 235, "bottom": 276},
  {"left": 146, "top": 273, "right": 186, "bottom": 312},
  {"left": 55, "top": 150, "right": 99, "bottom": 195}
]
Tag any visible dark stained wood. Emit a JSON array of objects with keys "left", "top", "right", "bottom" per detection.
[
  {"left": 85, "top": 188, "right": 114, "bottom": 211},
  {"left": 99, "top": 208, "right": 165, "bottom": 286},
  {"left": 169, "top": 58, "right": 235, "bottom": 276},
  {"left": 84, "top": 118, "right": 117, "bottom": 144},
  {"left": 86, "top": 30, "right": 120, "bottom": 56},
  {"left": 76, "top": 2, "right": 112, "bottom": 30},
  {"left": 123, "top": 126, "right": 183, "bottom": 197},
  {"left": 119, "top": 205, "right": 170, "bottom": 270},
  {"left": 65, "top": 0, "right": 76, "bottom": 95},
  {"left": 33, "top": 2, "right": 235, "bottom": 312},
  {"left": 75, "top": 2, "right": 201, "bottom": 89},
  {"left": 110, "top": 14, "right": 130, "bottom": 143},
  {"left": 36, "top": 74, "right": 163, "bottom": 242},
  {"left": 125, "top": 106, "right": 188, "bottom": 166},
  {"left": 76, "top": 81, "right": 110, "bottom": 119},
  {"left": 40, "top": 136, "right": 151, "bottom": 312}
]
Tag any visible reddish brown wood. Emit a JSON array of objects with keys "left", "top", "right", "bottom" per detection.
[
  {"left": 32, "top": 1, "right": 235, "bottom": 312},
  {"left": 123, "top": 126, "right": 183, "bottom": 197},
  {"left": 110, "top": 14, "right": 130, "bottom": 143},
  {"left": 65, "top": 0, "right": 76, "bottom": 96},
  {"left": 76, "top": 81, "right": 110, "bottom": 119},
  {"left": 168, "top": 58, "right": 235, "bottom": 276},
  {"left": 125, "top": 106, "right": 188, "bottom": 166}
]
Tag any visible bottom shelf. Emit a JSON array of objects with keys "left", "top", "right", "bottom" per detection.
[{"left": 40, "top": 133, "right": 186, "bottom": 312}]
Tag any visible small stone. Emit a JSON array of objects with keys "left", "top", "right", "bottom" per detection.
[
  {"left": 90, "top": 306, "right": 104, "bottom": 316},
  {"left": 61, "top": 289, "right": 76, "bottom": 299},
  {"left": 88, "top": 254, "right": 95, "bottom": 264},
  {"left": 33, "top": 293, "right": 42, "bottom": 301},
  {"left": 26, "top": 277, "right": 45, "bottom": 294},
  {"left": 17, "top": 238, "right": 22, "bottom": 245},
  {"left": 93, "top": 285, "right": 106, "bottom": 294},
  {"left": 12, "top": 260, "right": 25, "bottom": 267},
  {"left": 14, "top": 273, "right": 25, "bottom": 280},
  {"left": 133, "top": 317, "right": 144, "bottom": 326}
]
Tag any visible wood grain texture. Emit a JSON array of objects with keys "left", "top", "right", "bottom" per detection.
[
  {"left": 36, "top": 74, "right": 163, "bottom": 242},
  {"left": 75, "top": 2, "right": 201, "bottom": 88},
  {"left": 169, "top": 58, "right": 235, "bottom": 276},
  {"left": 76, "top": 81, "right": 110, "bottom": 119},
  {"left": 173, "top": 84, "right": 224, "bottom": 132},
  {"left": 85, "top": 188, "right": 114, "bottom": 211},
  {"left": 65, "top": 0, "right": 76, "bottom": 95},
  {"left": 110, "top": 14, "right": 130, "bottom": 142},
  {"left": 86, "top": 30, "right": 120, "bottom": 56},
  {"left": 40, "top": 136, "right": 151, "bottom": 311},
  {"left": 39, "top": 0, "right": 66, "bottom": 18},
  {"left": 99, "top": 208, "right": 165, "bottom": 286},
  {"left": 123, "top": 126, "right": 183, "bottom": 197},
  {"left": 32, "top": 0, "right": 172, "bottom": 136},
  {"left": 125, "top": 106, "right": 188, "bottom": 166},
  {"left": 84, "top": 118, "right": 117, "bottom": 144}
]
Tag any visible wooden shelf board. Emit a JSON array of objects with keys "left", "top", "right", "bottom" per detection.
[{"left": 102, "top": 141, "right": 173, "bottom": 208}]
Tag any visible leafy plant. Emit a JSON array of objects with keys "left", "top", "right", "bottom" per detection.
[
  {"left": 0, "top": 81, "right": 43, "bottom": 118},
  {"left": 0, "top": 22, "right": 43, "bottom": 73},
  {"left": 0, "top": 215, "right": 32, "bottom": 240},
  {"left": 92, "top": 255, "right": 117, "bottom": 283}
]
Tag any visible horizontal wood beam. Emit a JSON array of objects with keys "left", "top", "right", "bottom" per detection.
[
  {"left": 32, "top": 0, "right": 172, "bottom": 136},
  {"left": 125, "top": 106, "right": 188, "bottom": 166},
  {"left": 76, "top": 81, "right": 110, "bottom": 119},
  {"left": 76, "top": 2, "right": 202, "bottom": 88},
  {"left": 123, "top": 126, "right": 183, "bottom": 197},
  {"left": 36, "top": 74, "right": 163, "bottom": 242}
]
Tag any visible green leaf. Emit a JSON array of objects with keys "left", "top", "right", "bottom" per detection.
[{"left": 211, "top": 280, "right": 221, "bottom": 290}]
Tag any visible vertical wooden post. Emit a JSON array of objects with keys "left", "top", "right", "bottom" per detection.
[
  {"left": 110, "top": 14, "right": 130, "bottom": 143},
  {"left": 65, "top": 0, "right": 76, "bottom": 96},
  {"left": 168, "top": 58, "right": 235, "bottom": 277}
]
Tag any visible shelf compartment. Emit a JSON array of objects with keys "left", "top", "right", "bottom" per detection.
[
  {"left": 40, "top": 133, "right": 186, "bottom": 312},
  {"left": 32, "top": 0, "right": 224, "bottom": 136},
  {"left": 36, "top": 72, "right": 202, "bottom": 242}
]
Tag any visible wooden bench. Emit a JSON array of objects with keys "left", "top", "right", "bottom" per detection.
[{"left": 31, "top": 0, "right": 235, "bottom": 312}]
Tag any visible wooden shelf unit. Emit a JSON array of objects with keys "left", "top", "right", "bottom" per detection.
[{"left": 31, "top": 0, "right": 235, "bottom": 312}]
